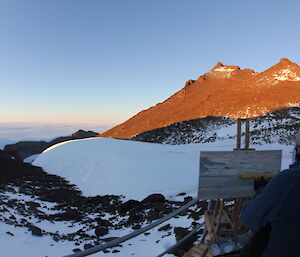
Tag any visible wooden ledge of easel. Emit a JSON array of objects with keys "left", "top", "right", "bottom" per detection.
[
  {"left": 198, "top": 187, "right": 255, "bottom": 200},
  {"left": 238, "top": 174, "right": 275, "bottom": 179}
]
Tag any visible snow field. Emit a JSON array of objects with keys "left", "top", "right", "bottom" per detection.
[{"left": 34, "top": 137, "right": 294, "bottom": 201}]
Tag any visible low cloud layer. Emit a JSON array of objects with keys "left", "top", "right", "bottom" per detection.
[{"left": 0, "top": 122, "right": 114, "bottom": 149}]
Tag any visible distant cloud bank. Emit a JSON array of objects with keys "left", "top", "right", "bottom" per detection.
[{"left": 0, "top": 122, "right": 114, "bottom": 149}]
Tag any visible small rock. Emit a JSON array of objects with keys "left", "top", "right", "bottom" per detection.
[
  {"left": 53, "top": 235, "right": 60, "bottom": 242},
  {"left": 95, "top": 226, "right": 109, "bottom": 237},
  {"left": 119, "top": 200, "right": 141, "bottom": 214},
  {"left": 95, "top": 217, "right": 112, "bottom": 227},
  {"left": 183, "top": 196, "right": 193, "bottom": 203},
  {"left": 28, "top": 225, "right": 42, "bottom": 237},
  {"left": 158, "top": 224, "right": 171, "bottom": 231},
  {"left": 174, "top": 227, "right": 189, "bottom": 241},
  {"left": 72, "top": 248, "right": 81, "bottom": 253},
  {"left": 84, "top": 243, "right": 93, "bottom": 250},
  {"left": 9, "top": 215, "right": 16, "bottom": 220},
  {"left": 141, "top": 194, "right": 165, "bottom": 204},
  {"left": 127, "top": 213, "right": 144, "bottom": 224},
  {"left": 6, "top": 231, "right": 14, "bottom": 236},
  {"left": 132, "top": 224, "right": 141, "bottom": 230},
  {"left": 112, "top": 249, "right": 120, "bottom": 253}
]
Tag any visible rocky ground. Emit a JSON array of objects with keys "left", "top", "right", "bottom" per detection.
[
  {"left": 131, "top": 107, "right": 300, "bottom": 145},
  {"left": 0, "top": 150, "right": 208, "bottom": 256}
]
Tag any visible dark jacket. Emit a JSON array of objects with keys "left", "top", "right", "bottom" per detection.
[{"left": 242, "top": 162, "right": 300, "bottom": 257}]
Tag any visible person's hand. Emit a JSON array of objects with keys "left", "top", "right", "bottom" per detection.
[{"left": 253, "top": 177, "right": 269, "bottom": 192}]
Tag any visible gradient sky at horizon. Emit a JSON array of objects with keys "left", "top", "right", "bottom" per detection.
[{"left": 1, "top": 0, "right": 300, "bottom": 124}]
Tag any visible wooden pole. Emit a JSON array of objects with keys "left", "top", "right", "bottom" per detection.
[
  {"left": 245, "top": 119, "right": 250, "bottom": 150},
  {"left": 236, "top": 118, "right": 241, "bottom": 150}
]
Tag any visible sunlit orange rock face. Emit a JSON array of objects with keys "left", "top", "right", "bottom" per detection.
[{"left": 100, "top": 58, "right": 300, "bottom": 139}]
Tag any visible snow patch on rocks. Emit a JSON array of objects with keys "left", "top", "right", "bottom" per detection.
[{"left": 273, "top": 68, "right": 300, "bottom": 81}]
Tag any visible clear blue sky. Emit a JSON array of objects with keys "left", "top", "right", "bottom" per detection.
[{"left": 1, "top": 0, "right": 300, "bottom": 124}]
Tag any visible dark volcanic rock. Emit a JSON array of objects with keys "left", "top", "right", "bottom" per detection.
[
  {"left": 28, "top": 225, "right": 42, "bottom": 236},
  {"left": 0, "top": 152, "right": 203, "bottom": 256},
  {"left": 4, "top": 141, "right": 48, "bottom": 161},
  {"left": 174, "top": 227, "right": 189, "bottom": 241},
  {"left": 141, "top": 194, "right": 165, "bottom": 204},
  {"left": 132, "top": 224, "right": 141, "bottom": 230},
  {"left": 95, "top": 217, "right": 112, "bottom": 227},
  {"left": 95, "top": 226, "right": 109, "bottom": 237},
  {"left": 71, "top": 130, "right": 98, "bottom": 138},
  {"left": 127, "top": 213, "right": 144, "bottom": 225},
  {"left": 83, "top": 243, "right": 93, "bottom": 250},
  {"left": 171, "top": 227, "right": 198, "bottom": 257},
  {"left": 131, "top": 107, "right": 300, "bottom": 146},
  {"left": 0, "top": 150, "right": 44, "bottom": 184},
  {"left": 118, "top": 200, "right": 141, "bottom": 214},
  {"left": 158, "top": 224, "right": 171, "bottom": 231}
]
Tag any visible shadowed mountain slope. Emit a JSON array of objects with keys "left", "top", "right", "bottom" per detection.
[{"left": 131, "top": 107, "right": 300, "bottom": 145}]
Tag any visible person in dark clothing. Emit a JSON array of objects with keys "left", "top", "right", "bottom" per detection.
[{"left": 241, "top": 131, "right": 300, "bottom": 257}]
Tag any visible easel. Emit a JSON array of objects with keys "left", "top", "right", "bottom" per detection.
[
  {"left": 203, "top": 119, "right": 252, "bottom": 255},
  {"left": 184, "top": 119, "right": 282, "bottom": 257},
  {"left": 204, "top": 198, "right": 249, "bottom": 242},
  {"left": 184, "top": 119, "right": 253, "bottom": 257}
]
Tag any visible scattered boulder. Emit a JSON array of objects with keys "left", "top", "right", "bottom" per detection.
[
  {"left": 174, "top": 227, "right": 189, "bottom": 241},
  {"left": 83, "top": 243, "right": 93, "bottom": 250},
  {"left": 152, "top": 202, "right": 165, "bottom": 212},
  {"left": 184, "top": 80, "right": 195, "bottom": 87},
  {"left": 95, "top": 226, "right": 109, "bottom": 237},
  {"left": 132, "top": 224, "right": 141, "bottom": 230},
  {"left": 118, "top": 200, "right": 141, "bottom": 214},
  {"left": 171, "top": 227, "right": 198, "bottom": 257},
  {"left": 95, "top": 217, "right": 112, "bottom": 227},
  {"left": 127, "top": 213, "right": 144, "bottom": 225},
  {"left": 141, "top": 194, "right": 165, "bottom": 204},
  {"left": 53, "top": 235, "right": 60, "bottom": 242},
  {"left": 158, "top": 224, "right": 171, "bottom": 232},
  {"left": 28, "top": 225, "right": 42, "bottom": 237}
]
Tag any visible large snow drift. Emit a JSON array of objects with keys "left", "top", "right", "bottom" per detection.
[{"left": 33, "top": 137, "right": 294, "bottom": 200}]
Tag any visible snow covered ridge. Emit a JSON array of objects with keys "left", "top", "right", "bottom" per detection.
[
  {"left": 214, "top": 67, "right": 236, "bottom": 73},
  {"left": 33, "top": 137, "right": 294, "bottom": 201},
  {"left": 34, "top": 138, "right": 200, "bottom": 200},
  {"left": 273, "top": 68, "right": 300, "bottom": 81},
  {"left": 207, "top": 66, "right": 237, "bottom": 78}
]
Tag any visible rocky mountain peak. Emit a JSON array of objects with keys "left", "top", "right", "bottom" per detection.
[
  {"left": 279, "top": 57, "right": 294, "bottom": 65},
  {"left": 213, "top": 62, "right": 224, "bottom": 69},
  {"left": 99, "top": 59, "right": 300, "bottom": 139},
  {"left": 206, "top": 62, "right": 241, "bottom": 79},
  {"left": 264, "top": 58, "right": 300, "bottom": 82}
]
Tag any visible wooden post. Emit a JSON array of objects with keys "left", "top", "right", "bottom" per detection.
[
  {"left": 245, "top": 119, "right": 250, "bottom": 150},
  {"left": 236, "top": 118, "right": 241, "bottom": 150}
]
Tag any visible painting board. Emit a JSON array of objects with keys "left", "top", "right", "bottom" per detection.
[{"left": 198, "top": 150, "right": 282, "bottom": 199}]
